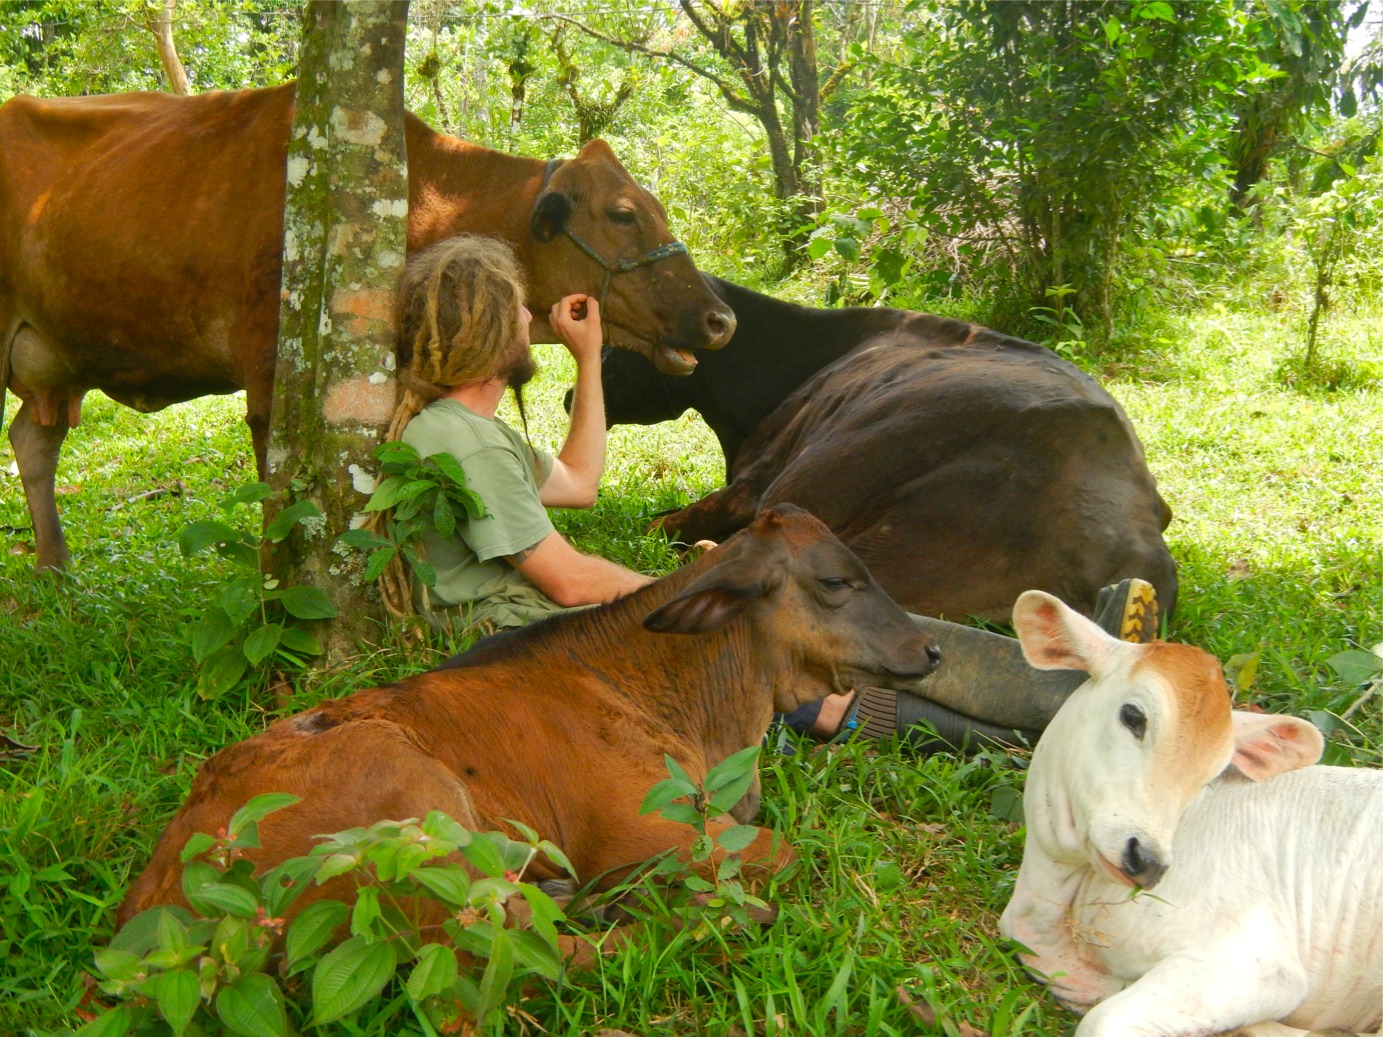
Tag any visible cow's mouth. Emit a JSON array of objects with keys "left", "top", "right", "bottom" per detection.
[
  {"left": 652, "top": 339, "right": 699, "bottom": 375},
  {"left": 1095, "top": 850, "right": 1139, "bottom": 889}
]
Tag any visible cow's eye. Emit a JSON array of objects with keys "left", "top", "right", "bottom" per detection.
[
  {"left": 1120, "top": 703, "right": 1147, "bottom": 740},
  {"left": 608, "top": 208, "right": 637, "bottom": 225},
  {"left": 818, "top": 577, "right": 852, "bottom": 592}
]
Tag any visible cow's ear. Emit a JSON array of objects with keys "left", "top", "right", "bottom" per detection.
[
  {"left": 531, "top": 189, "right": 572, "bottom": 242},
  {"left": 643, "top": 576, "right": 770, "bottom": 635},
  {"left": 1012, "top": 589, "right": 1113, "bottom": 674},
  {"left": 1229, "top": 712, "right": 1323, "bottom": 781}
]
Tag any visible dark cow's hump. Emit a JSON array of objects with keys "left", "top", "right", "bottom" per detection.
[{"left": 435, "top": 611, "right": 580, "bottom": 671}]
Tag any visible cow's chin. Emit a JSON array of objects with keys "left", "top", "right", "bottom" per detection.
[{"left": 608, "top": 325, "right": 700, "bottom": 375}]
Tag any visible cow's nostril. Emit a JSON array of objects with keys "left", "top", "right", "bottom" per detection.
[
  {"left": 1121, "top": 836, "right": 1167, "bottom": 888},
  {"left": 926, "top": 644, "right": 942, "bottom": 666},
  {"left": 704, "top": 309, "right": 736, "bottom": 343}
]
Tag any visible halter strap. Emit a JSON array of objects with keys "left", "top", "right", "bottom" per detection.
[{"left": 540, "top": 159, "right": 690, "bottom": 310}]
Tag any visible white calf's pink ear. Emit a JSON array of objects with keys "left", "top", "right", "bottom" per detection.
[
  {"left": 1229, "top": 712, "right": 1324, "bottom": 781},
  {"left": 1012, "top": 590, "right": 1114, "bottom": 675}
]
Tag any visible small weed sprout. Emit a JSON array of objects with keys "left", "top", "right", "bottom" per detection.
[
  {"left": 178, "top": 483, "right": 338, "bottom": 700},
  {"left": 639, "top": 746, "right": 773, "bottom": 933}
]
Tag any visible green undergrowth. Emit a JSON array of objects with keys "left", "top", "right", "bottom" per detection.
[{"left": 1, "top": 310, "right": 1379, "bottom": 1034}]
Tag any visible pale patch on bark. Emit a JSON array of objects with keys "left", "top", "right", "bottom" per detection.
[
  {"left": 348, "top": 465, "right": 377, "bottom": 495},
  {"left": 330, "top": 106, "right": 388, "bottom": 147},
  {"left": 286, "top": 155, "right": 312, "bottom": 188},
  {"left": 370, "top": 198, "right": 409, "bottom": 219},
  {"left": 322, "top": 376, "right": 396, "bottom": 428}
]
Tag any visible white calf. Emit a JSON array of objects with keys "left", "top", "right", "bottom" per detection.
[{"left": 1000, "top": 590, "right": 1383, "bottom": 1037}]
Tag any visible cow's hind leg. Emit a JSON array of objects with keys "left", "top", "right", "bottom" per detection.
[{"left": 8, "top": 397, "right": 73, "bottom": 571}]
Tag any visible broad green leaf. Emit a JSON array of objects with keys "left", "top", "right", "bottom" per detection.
[
  {"left": 473, "top": 927, "right": 514, "bottom": 1024},
  {"left": 704, "top": 746, "right": 760, "bottom": 791},
  {"left": 433, "top": 490, "right": 456, "bottom": 539},
  {"left": 242, "top": 623, "right": 282, "bottom": 667},
  {"left": 285, "top": 900, "right": 350, "bottom": 971},
  {"left": 409, "top": 865, "right": 472, "bottom": 906},
  {"left": 110, "top": 906, "right": 196, "bottom": 956},
  {"left": 277, "top": 585, "right": 337, "bottom": 620},
  {"left": 187, "top": 881, "right": 260, "bottom": 918},
  {"left": 807, "top": 236, "right": 833, "bottom": 260},
  {"left": 215, "top": 973, "right": 289, "bottom": 1037},
  {"left": 406, "top": 943, "right": 459, "bottom": 1001},
  {"left": 373, "top": 440, "right": 422, "bottom": 467},
  {"left": 364, "top": 475, "right": 409, "bottom": 512},
  {"left": 640, "top": 777, "right": 698, "bottom": 816},
  {"left": 93, "top": 948, "right": 143, "bottom": 981},
  {"left": 191, "top": 609, "right": 238, "bottom": 664},
  {"left": 405, "top": 554, "right": 437, "bottom": 588},
  {"left": 179, "top": 832, "right": 217, "bottom": 864},
  {"left": 217, "top": 540, "right": 261, "bottom": 569},
  {"left": 264, "top": 499, "right": 322, "bottom": 542},
  {"left": 178, "top": 520, "right": 243, "bottom": 558},
  {"left": 258, "top": 855, "right": 322, "bottom": 918},
  {"left": 715, "top": 824, "right": 761, "bottom": 854},
  {"left": 1327, "top": 649, "right": 1383, "bottom": 687},
  {"left": 833, "top": 236, "right": 860, "bottom": 262},
  {"left": 509, "top": 928, "right": 564, "bottom": 980},
  {"left": 460, "top": 833, "right": 506, "bottom": 877},
  {"left": 218, "top": 577, "right": 260, "bottom": 625},
  {"left": 535, "top": 839, "right": 574, "bottom": 879},
  {"left": 312, "top": 853, "right": 360, "bottom": 884},
  {"left": 74, "top": 1005, "right": 132, "bottom": 1037},
  {"left": 662, "top": 754, "right": 693, "bottom": 785},
  {"left": 221, "top": 482, "right": 273, "bottom": 509},
  {"left": 514, "top": 883, "right": 565, "bottom": 946},
  {"left": 337, "top": 527, "right": 393, "bottom": 552},
  {"left": 426, "top": 451, "right": 468, "bottom": 487},
  {"left": 153, "top": 968, "right": 201, "bottom": 1037},
  {"left": 199, "top": 645, "right": 248, "bottom": 700},
  {"left": 658, "top": 803, "right": 705, "bottom": 827},
  {"left": 311, "top": 935, "right": 397, "bottom": 1025},
  {"left": 991, "top": 785, "right": 1025, "bottom": 822},
  {"left": 362, "top": 545, "right": 397, "bottom": 583},
  {"left": 691, "top": 834, "right": 714, "bottom": 860},
  {"left": 277, "top": 625, "right": 322, "bottom": 656},
  {"left": 228, "top": 793, "right": 300, "bottom": 839},
  {"left": 350, "top": 885, "right": 381, "bottom": 937}
]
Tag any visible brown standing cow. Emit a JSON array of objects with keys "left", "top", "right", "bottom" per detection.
[
  {"left": 118, "top": 505, "right": 940, "bottom": 926},
  {"left": 0, "top": 83, "right": 735, "bottom": 571}
]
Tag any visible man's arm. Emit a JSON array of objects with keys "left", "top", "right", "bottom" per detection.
[
  {"left": 540, "top": 295, "right": 607, "bottom": 509},
  {"left": 507, "top": 530, "right": 653, "bottom": 607}
]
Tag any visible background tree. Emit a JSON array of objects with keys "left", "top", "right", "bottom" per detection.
[{"left": 265, "top": 0, "right": 409, "bottom": 664}]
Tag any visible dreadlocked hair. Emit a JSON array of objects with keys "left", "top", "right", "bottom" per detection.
[{"left": 374, "top": 235, "right": 530, "bottom": 621}]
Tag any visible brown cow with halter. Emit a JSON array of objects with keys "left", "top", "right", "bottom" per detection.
[{"left": 0, "top": 82, "right": 734, "bottom": 571}]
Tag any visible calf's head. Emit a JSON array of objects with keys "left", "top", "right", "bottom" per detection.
[
  {"left": 643, "top": 504, "right": 940, "bottom": 715},
  {"left": 529, "top": 139, "right": 735, "bottom": 373},
  {"left": 1012, "top": 590, "right": 1323, "bottom": 890}
]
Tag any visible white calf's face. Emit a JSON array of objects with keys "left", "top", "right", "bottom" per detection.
[{"left": 1013, "top": 591, "right": 1234, "bottom": 889}]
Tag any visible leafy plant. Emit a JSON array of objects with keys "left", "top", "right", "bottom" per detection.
[
  {"left": 336, "top": 441, "right": 487, "bottom": 591},
  {"left": 638, "top": 747, "right": 775, "bottom": 932},
  {"left": 79, "top": 794, "right": 572, "bottom": 1036},
  {"left": 178, "top": 484, "right": 338, "bottom": 700}
]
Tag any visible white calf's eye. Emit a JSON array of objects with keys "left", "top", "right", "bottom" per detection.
[{"left": 1120, "top": 703, "right": 1147, "bottom": 740}]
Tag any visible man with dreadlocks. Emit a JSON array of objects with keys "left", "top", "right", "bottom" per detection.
[
  {"left": 381, "top": 235, "right": 651, "bottom": 633},
  {"left": 381, "top": 234, "right": 1164, "bottom": 751}
]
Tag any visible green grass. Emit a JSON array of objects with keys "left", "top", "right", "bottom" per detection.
[{"left": 1, "top": 304, "right": 1380, "bottom": 1035}]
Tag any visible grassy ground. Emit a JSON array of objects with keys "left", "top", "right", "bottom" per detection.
[{"left": 1, "top": 303, "right": 1379, "bottom": 1036}]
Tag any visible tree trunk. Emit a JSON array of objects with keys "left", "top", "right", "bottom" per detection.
[
  {"left": 148, "top": 0, "right": 191, "bottom": 94},
  {"left": 266, "top": 0, "right": 409, "bottom": 666}
]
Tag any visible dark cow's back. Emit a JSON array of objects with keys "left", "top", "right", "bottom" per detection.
[{"left": 602, "top": 279, "right": 1177, "bottom": 622}]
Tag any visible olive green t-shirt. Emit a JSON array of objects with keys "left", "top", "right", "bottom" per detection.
[{"left": 401, "top": 399, "right": 565, "bottom": 630}]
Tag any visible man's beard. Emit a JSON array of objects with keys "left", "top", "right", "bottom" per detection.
[{"left": 505, "top": 347, "right": 539, "bottom": 432}]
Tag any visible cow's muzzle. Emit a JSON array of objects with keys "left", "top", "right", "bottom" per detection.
[{"left": 1118, "top": 835, "right": 1168, "bottom": 889}]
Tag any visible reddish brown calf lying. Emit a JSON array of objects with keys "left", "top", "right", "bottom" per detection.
[{"left": 120, "top": 505, "right": 938, "bottom": 928}]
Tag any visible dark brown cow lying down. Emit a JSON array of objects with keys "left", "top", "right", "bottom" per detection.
[
  {"left": 0, "top": 83, "right": 734, "bottom": 572},
  {"left": 597, "top": 277, "right": 1177, "bottom": 622},
  {"left": 119, "top": 505, "right": 939, "bottom": 928}
]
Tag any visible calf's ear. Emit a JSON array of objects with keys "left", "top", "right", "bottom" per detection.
[
  {"left": 1229, "top": 712, "right": 1324, "bottom": 781},
  {"left": 531, "top": 190, "right": 572, "bottom": 242},
  {"left": 643, "top": 573, "right": 772, "bottom": 635},
  {"left": 1012, "top": 590, "right": 1114, "bottom": 675}
]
